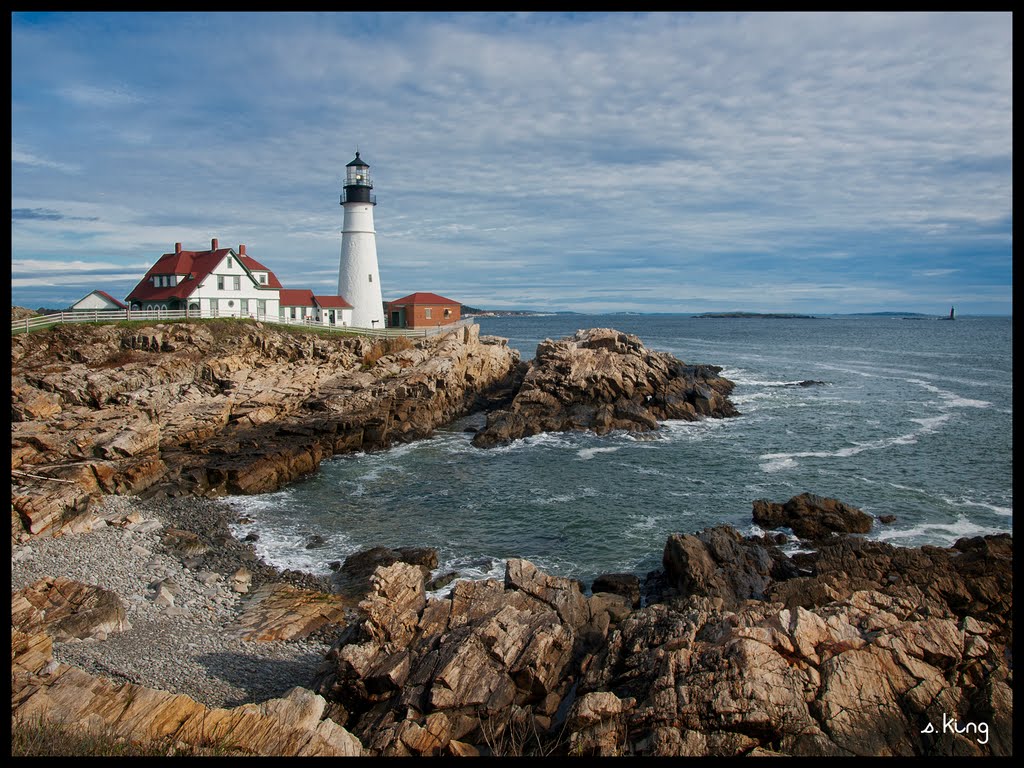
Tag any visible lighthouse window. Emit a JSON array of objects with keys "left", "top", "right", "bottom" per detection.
[{"left": 369, "top": 274, "right": 373, "bottom": 282}]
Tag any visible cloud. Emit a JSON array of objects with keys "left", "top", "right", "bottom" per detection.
[
  {"left": 57, "top": 83, "right": 144, "bottom": 107},
  {"left": 12, "top": 258, "right": 152, "bottom": 273},
  {"left": 12, "top": 208, "right": 99, "bottom": 222},
  {"left": 11, "top": 145, "right": 79, "bottom": 173},
  {"left": 9, "top": 12, "right": 1012, "bottom": 314}
]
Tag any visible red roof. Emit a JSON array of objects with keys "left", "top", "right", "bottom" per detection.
[
  {"left": 241, "top": 256, "right": 284, "bottom": 289},
  {"left": 388, "top": 292, "right": 458, "bottom": 306},
  {"left": 126, "top": 245, "right": 282, "bottom": 302},
  {"left": 313, "top": 295, "right": 353, "bottom": 309},
  {"left": 279, "top": 288, "right": 316, "bottom": 306},
  {"left": 94, "top": 290, "right": 128, "bottom": 309}
]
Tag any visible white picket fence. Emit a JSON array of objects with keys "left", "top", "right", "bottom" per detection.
[{"left": 10, "top": 308, "right": 473, "bottom": 339}]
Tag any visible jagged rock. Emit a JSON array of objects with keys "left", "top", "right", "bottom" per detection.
[
  {"left": 233, "top": 582, "right": 351, "bottom": 642},
  {"left": 11, "top": 576, "right": 131, "bottom": 642},
  {"left": 752, "top": 493, "right": 874, "bottom": 541},
  {"left": 567, "top": 691, "right": 635, "bottom": 756},
  {"left": 591, "top": 573, "right": 642, "bottom": 608},
  {"left": 576, "top": 588, "right": 1011, "bottom": 756},
  {"left": 332, "top": 545, "right": 440, "bottom": 598},
  {"left": 12, "top": 665, "right": 365, "bottom": 756},
  {"left": 315, "top": 557, "right": 627, "bottom": 756},
  {"left": 472, "top": 328, "right": 738, "bottom": 447},
  {"left": 660, "top": 526, "right": 797, "bottom": 607},
  {"left": 769, "top": 534, "right": 1013, "bottom": 642}
]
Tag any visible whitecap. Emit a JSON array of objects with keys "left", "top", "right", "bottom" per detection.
[
  {"left": 731, "top": 392, "right": 777, "bottom": 404},
  {"left": 938, "top": 497, "right": 1014, "bottom": 518},
  {"left": 577, "top": 446, "right": 621, "bottom": 460},
  {"left": 760, "top": 456, "right": 798, "bottom": 472},
  {"left": 905, "top": 378, "right": 991, "bottom": 408},
  {"left": 909, "top": 414, "right": 953, "bottom": 432},
  {"left": 872, "top": 515, "right": 1006, "bottom": 547}
]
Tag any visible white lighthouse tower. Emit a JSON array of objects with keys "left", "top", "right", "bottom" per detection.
[{"left": 337, "top": 151, "right": 385, "bottom": 328}]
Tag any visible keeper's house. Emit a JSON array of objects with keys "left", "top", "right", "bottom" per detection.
[
  {"left": 386, "top": 292, "right": 461, "bottom": 329},
  {"left": 125, "top": 238, "right": 353, "bottom": 327}
]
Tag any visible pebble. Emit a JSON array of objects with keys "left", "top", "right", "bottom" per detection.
[{"left": 10, "top": 494, "right": 334, "bottom": 709}]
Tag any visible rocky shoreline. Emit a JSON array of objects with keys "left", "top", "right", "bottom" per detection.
[
  {"left": 10, "top": 319, "right": 1013, "bottom": 756},
  {"left": 12, "top": 490, "right": 1013, "bottom": 756},
  {"left": 11, "top": 495, "right": 337, "bottom": 709}
]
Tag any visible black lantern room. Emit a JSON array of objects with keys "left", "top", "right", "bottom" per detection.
[{"left": 341, "top": 151, "right": 376, "bottom": 205}]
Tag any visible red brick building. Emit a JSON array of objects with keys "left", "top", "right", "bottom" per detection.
[{"left": 386, "top": 292, "right": 461, "bottom": 329}]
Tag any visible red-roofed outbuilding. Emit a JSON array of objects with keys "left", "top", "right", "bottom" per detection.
[{"left": 386, "top": 292, "right": 461, "bottom": 329}]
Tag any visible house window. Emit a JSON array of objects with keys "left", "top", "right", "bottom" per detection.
[
  {"left": 227, "top": 256, "right": 233, "bottom": 268},
  {"left": 444, "top": 308, "right": 451, "bottom": 317},
  {"left": 233, "top": 275, "right": 241, "bottom": 290},
  {"left": 290, "top": 307, "right": 296, "bottom": 319},
  {"left": 217, "top": 275, "right": 225, "bottom": 290},
  {"left": 227, "top": 300, "right": 235, "bottom": 308},
  {"left": 240, "top": 299, "right": 249, "bottom": 315},
  {"left": 279, "top": 306, "right": 286, "bottom": 319},
  {"left": 425, "top": 308, "right": 432, "bottom": 319},
  {"left": 257, "top": 299, "right": 266, "bottom": 317},
  {"left": 259, "top": 274, "right": 267, "bottom": 284},
  {"left": 209, "top": 298, "right": 219, "bottom": 315}
]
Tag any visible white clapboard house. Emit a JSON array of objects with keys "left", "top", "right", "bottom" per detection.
[{"left": 124, "top": 238, "right": 353, "bottom": 327}]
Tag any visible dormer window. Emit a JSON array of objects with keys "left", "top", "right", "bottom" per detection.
[{"left": 259, "top": 274, "right": 267, "bottom": 284}]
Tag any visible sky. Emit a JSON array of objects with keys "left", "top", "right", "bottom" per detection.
[{"left": 10, "top": 12, "right": 1013, "bottom": 315}]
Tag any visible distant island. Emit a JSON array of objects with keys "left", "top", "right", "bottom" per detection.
[
  {"left": 461, "top": 305, "right": 578, "bottom": 317},
  {"left": 693, "top": 312, "right": 818, "bottom": 319}
]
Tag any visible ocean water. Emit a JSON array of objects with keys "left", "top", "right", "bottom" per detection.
[{"left": 225, "top": 314, "right": 1013, "bottom": 591}]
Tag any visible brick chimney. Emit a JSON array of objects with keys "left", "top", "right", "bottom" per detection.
[
  {"left": 239, "top": 244, "right": 246, "bottom": 256},
  {"left": 174, "top": 242, "right": 182, "bottom": 253},
  {"left": 211, "top": 238, "right": 219, "bottom": 250}
]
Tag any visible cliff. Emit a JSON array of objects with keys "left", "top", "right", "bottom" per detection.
[{"left": 11, "top": 319, "right": 520, "bottom": 540}]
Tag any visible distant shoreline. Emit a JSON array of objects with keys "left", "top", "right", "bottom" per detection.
[{"left": 692, "top": 312, "right": 818, "bottom": 319}]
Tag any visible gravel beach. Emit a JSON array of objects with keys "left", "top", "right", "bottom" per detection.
[{"left": 10, "top": 495, "right": 338, "bottom": 709}]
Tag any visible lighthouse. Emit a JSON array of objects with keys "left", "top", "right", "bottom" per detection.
[{"left": 337, "top": 151, "right": 385, "bottom": 328}]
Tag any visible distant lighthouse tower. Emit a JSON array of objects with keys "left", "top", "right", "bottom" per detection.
[{"left": 337, "top": 151, "right": 385, "bottom": 328}]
